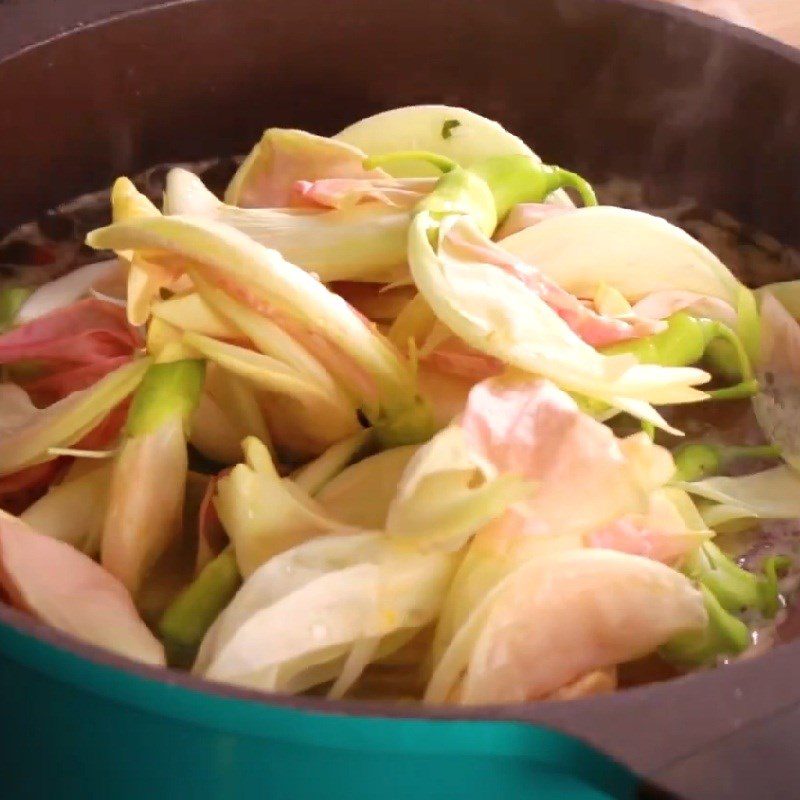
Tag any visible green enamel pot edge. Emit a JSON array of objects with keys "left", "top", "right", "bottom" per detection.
[{"left": 0, "top": 612, "right": 637, "bottom": 798}]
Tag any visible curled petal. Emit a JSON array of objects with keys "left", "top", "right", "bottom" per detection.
[
  {"left": 500, "top": 205, "right": 744, "bottom": 305},
  {"left": 214, "top": 437, "right": 361, "bottom": 577},
  {"left": 0, "top": 359, "right": 149, "bottom": 476},
  {"left": 446, "top": 221, "right": 661, "bottom": 347},
  {"left": 426, "top": 549, "right": 706, "bottom": 704},
  {"left": 87, "top": 215, "right": 430, "bottom": 440},
  {"left": 314, "top": 444, "right": 419, "bottom": 529},
  {"left": 499, "top": 205, "right": 758, "bottom": 358},
  {"left": 101, "top": 416, "right": 188, "bottom": 595},
  {"left": 385, "top": 424, "right": 530, "bottom": 551},
  {"left": 0, "top": 511, "right": 165, "bottom": 665},
  {"left": 0, "top": 297, "right": 139, "bottom": 367},
  {"left": 494, "top": 203, "right": 572, "bottom": 240},
  {"left": 293, "top": 177, "right": 435, "bottom": 210},
  {"left": 196, "top": 469, "right": 229, "bottom": 573},
  {"left": 752, "top": 293, "right": 800, "bottom": 471},
  {"left": 197, "top": 532, "right": 455, "bottom": 695},
  {"left": 21, "top": 461, "right": 112, "bottom": 555},
  {"left": 18, "top": 260, "right": 123, "bottom": 324},
  {"left": 679, "top": 465, "right": 800, "bottom": 529},
  {"left": 408, "top": 213, "right": 707, "bottom": 427},
  {"left": 462, "top": 377, "right": 671, "bottom": 535},
  {"left": 632, "top": 290, "right": 738, "bottom": 327},
  {"left": 225, "top": 128, "right": 383, "bottom": 208},
  {"left": 587, "top": 489, "right": 710, "bottom": 566}
]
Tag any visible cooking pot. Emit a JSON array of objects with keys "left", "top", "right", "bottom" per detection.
[{"left": 1, "top": 1, "right": 800, "bottom": 797}]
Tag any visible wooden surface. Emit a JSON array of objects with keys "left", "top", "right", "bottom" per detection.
[{"left": 667, "top": 0, "right": 800, "bottom": 48}]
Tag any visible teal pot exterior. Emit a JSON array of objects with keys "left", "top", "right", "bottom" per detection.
[
  {"left": 0, "top": 613, "right": 635, "bottom": 799},
  {"left": 3, "top": 1, "right": 800, "bottom": 799}
]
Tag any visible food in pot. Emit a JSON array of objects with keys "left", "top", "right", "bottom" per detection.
[{"left": 1, "top": 105, "right": 798, "bottom": 705}]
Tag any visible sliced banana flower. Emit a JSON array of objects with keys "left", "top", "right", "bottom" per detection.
[
  {"left": 425, "top": 549, "right": 706, "bottom": 705},
  {"left": 151, "top": 292, "right": 242, "bottom": 340},
  {"left": 291, "top": 429, "right": 375, "bottom": 496},
  {"left": 184, "top": 333, "right": 359, "bottom": 454},
  {"left": 108, "top": 177, "right": 177, "bottom": 326},
  {"left": 678, "top": 465, "right": 800, "bottom": 529},
  {"left": 500, "top": 205, "right": 759, "bottom": 358},
  {"left": 225, "top": 128, "right": 384, "bottom": 208},
  {"left": 0, "top": 511, "right": 165, "bottom": 666},
  {"left": 101, "top": 360, "right": 205, "bottom": 595},
  {"left": 428, "top": 375, "right": 680, "bottom": 666},
  {"left": 21, "top": 460, "right": 112, "bottom": 555},
  {"left": 314, "top": 444, "right": 420, "bottom": 528},
  {"left": 385, "top": 425, "right": 530, "bottom": 552},
  {"left": 168, "top": 168, "right": 410, "bottom": 283},
  {"left": 752, "top": 292, "right": 800, "bottom": 471},
  {"left": 0, "top": 358, "right": 149, "bottom": 475},
  {"left": 188, "top": 274, "right": 345, "bottom": 398},
  {"left": 195, "top": 532, "right": 457, "bottom": 695},
  {"left": 189, "top": 363, "right": 271, "bottom": 464},
  {"left": 87, "top": 214, "right": 433, "bottom": 445},
  {"left": 463, "top": 378, "right": 673, "bottom": 535},
  {"left": 408, "top": 212, "right": 709, "bottom": 430},
  {"left": 214, "top": 437, "right": 363, "bottom": 577},
  {"left": 336, "top": 104, "right": 572, "bottom": 208}
]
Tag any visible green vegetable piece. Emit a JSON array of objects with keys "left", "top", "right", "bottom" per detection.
[
  {"left": 602, "top": 312, "right": 756, "bottom": 400},
  {"left": 126, "top": 359, "right": 206, "bottom": 437},
  {"left": 469, "top": 155, "right": 598, "bottom": 218},
  {"left": 370, "top": 152, "right": 597, "bottom": 237},
  {"left": 415, "top": 165, "right": 498, "bottom": 235},
  {"left": 158, "top": 547, "right": 241, "bottom": 668},
  {"left": 0, "top": 286, "right": 31, "bottom": 332},
  {"left": 687, "top": 541, "right": 760, "bottom": 612},
  {"left": 704, "top": 338, "right": 741, "bottom": 382},
  {"left": 661, "top": 585, "right": 750, "bottom": 665},
  {"left": 673, "top": 443, "right": 722, "bottom": 482},
  {"left": 685, "top": 541, "right": 785, "bottom": 618},
  {"left": 706, "top": 379, "right": 760, "bottom": 401},
  {"left": 736, "top": 284, "right": 761, "bottom": 364},
  {"left": 410, "top": 155, "right": 597, "bottom": 239},
  {"left": 673, "top": 442, "right": 780, "bottom": 482},
  {"left": 761, "top": 555, "right": 790, "bottom": 617},
  {"left": 441, "top": 119, "right": 461, "bottom": 140},
  {"left": 374, "top": 397, "right": 439, "bottom": 449}
]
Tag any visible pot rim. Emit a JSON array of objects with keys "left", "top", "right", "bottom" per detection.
[{"left": 2, "top": 0, "right": 800, "bottom": 785}]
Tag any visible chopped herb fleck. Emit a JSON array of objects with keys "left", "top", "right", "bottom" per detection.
[{"left": 441, "top": 119, "right": 461, "bottom": 140}]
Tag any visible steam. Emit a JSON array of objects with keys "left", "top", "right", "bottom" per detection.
[{"left": 675, "top": 1, "right": 751, "bottom": 27}]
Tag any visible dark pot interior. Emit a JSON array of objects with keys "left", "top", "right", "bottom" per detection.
[{"left": 2, "top": 1, "right": 800, "bottom": 798}]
